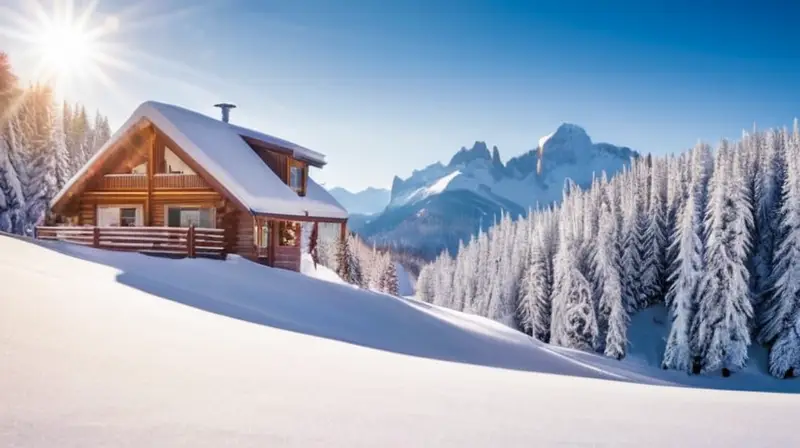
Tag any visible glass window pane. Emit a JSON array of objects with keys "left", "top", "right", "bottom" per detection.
[
  {"left": 279, "top": 222, "right": 298, "bottom": 246},
  {"left": 120, "top": 208, "right": 137, "bottom": 227},
  {"left": 290, "top": 166, "right": 303, "bottom": 192},
  {"left": 180, "top": 209, "right": 200, "bottom": 227},
  {"left": 167, "top": 207, "right": 182, "bottom": 227}
]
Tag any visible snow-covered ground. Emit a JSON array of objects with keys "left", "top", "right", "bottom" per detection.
[{"left": 1, "top": 234, "right": 799, "bottom": 447}]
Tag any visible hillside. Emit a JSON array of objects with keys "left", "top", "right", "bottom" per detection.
[{"left": 1, "top": 235, "right": 799, "bottom": 447}]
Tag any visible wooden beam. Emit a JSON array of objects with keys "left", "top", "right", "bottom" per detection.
[
  {"left": 83, "top": 191, "right": 149, "bottom": 198},
  {"left": 268, "top": 220, "right": 278, "bottom": 267},
  {"left": 252, "top": 211, "right": 347, "bottom": 224},
  {"left": 146, "top": 127, "right": 155, "bottom": 226}
]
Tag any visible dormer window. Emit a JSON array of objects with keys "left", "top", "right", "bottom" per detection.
[{"left": 289, "top": 160, "right": 306, "bottom": 196}]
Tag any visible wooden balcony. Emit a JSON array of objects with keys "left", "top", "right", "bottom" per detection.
[
  {"left": 97, "top": 174, "right": 147, "bottom": 190},
  {"left": 153, "top": 173, "right": 210, "bottom": 189},
  {"left": 94, "top": 173, "right": 210, "bottom": 191}
]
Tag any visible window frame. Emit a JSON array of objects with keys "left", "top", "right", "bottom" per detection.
[
  {"left": 96, "top": 205, "right": 143, "bottom": 227},
  {"left": 164, "top": 205, "right": 216, "bottom": 228},
  {"left": 287, "top": 159, "right": 307, "bottom": 196},
  {"left": 278, "top": 221, "right": 300, "bottom": 247}
]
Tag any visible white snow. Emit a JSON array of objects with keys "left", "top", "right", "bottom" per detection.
[
  {"left": 428, "top": 170, "right": 461, "bottom": 194},
  {"left": 51, "top": 101, "right": 347, "bottom": 221},
  {"left": 1, "top": 234, "right": 799, "bottom": 447}
]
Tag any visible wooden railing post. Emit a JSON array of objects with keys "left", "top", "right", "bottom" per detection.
[
  {"left": 93, "top": 227, "right": 100, "bottom": 248},
  {"left": 187, "top": 225, "right": 196, "bottom": 258},
  {"left": 33, "top": 226, "right": 38, "bottom": 240}
]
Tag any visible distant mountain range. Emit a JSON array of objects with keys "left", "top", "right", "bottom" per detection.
[
  {"left": 329, "top": 123, "right": 637, "bottom": 258},
  {"left": 328, "top": 187, "right": 391, "bottom": 216}
]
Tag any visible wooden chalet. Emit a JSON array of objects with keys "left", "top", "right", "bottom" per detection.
[{"left": 40, "top": 101, "right": 348, "bottom": 271}]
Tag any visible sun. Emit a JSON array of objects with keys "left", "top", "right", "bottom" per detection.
[
  {"left": 0, "top": 0, "right": 125, "bottom": 99},
  {"left": 36, "top": 20, "right": 97, "bottom": 80}
]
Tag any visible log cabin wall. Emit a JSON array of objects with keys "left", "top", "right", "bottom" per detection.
[{"left": 233, "top": 210, "right": 256, "bottom": 259}]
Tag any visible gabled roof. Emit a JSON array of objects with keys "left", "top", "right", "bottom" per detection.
[{"left": 52, "top": 101, "right": 348, "bottom": 221}]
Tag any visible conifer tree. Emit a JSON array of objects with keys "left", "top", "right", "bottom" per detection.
[
  {"left": 550, "top": 194, "right": 599, "bottom": 351},
  {"left": 764, "top": 121, "right": 800, "bottom": 377},
  {"left": 380, "top": 260, "right": 400, "bottom": 296},
  {"left": 641, "top": 159, "right": 668, "bottom": 305},
  {"left": 595, "top": 197, "right": 627, "bottom": 358},
  {"left": 663, "top": 144, "right": 710, "bottom": 372},
  {"left": 755, "top": 129, "right": 788, "bottom": 340},
  {"left": 336, "top": 234, "right": 363, "bottom": 286},
  {"left": 693, "top": 143, "right": 753, "bottom": 375}
]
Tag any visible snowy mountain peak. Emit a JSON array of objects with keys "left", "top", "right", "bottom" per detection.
[
  {"left": 362, "top": 123, "right": 637, "bottom": 257},
  {"left": 448, "top": 141, "right": 491, "bottom": 167}
]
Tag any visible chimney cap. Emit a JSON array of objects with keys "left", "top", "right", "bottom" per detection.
[{"left": 213, "top": 103, "right": 237, "bottom": 123}]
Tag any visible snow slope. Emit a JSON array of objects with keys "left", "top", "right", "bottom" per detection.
[{"left": 1, "top": 235, "right": 799, "bottom": 447}]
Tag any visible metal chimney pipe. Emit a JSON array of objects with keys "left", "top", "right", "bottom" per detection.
[{"left": 213, "top": 103, "right": 236, "bottom": 123}]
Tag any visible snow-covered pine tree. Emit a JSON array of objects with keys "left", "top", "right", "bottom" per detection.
[
  {"left": 663, "top": 143, "right": 711, "bottom": 372},
  {"left": 336, "top": 234, "right": 363, "bottom": 286},
  {"left": 467, "top": 227, "right": 491, "bottom": 315},
  {"left": 432, "top": 251, "right": 455, "bottom": 308},
  {"left": 755, "top": 129, "right": 788, "bottom": 341},
  {"left": 693, "top": 142, "right": 753, "bottom": 376},
  {"left": 640, "top": 158, "right": 669, "bottom": 305},
  {"left": 519, "top": 209, "right": 558, "bottom": 342},
  {"left": 52, "top": 109, "right": 70, "bottom": 190},
  {"left": 550, "top": 191, "right": 599, "bottom": 351},
  {"left": 619, "top": 167, "right": 645, "bottom": 312},
  {"left": 17, "top": 86, "right": 57, "bottom": 231},
  {"left": 416, "top": 264, "right": 436, "bottom": 303},
  {"left": 0, "top": 131, "right": 25, "bottom": 233},
  {"left": 93, "top": 113, "right": 111, "bottom": 155},
  {"left": 594, "top": 199, "right": 627, "bottom": 359},
  {"left": 380, "top": 260, "right": 400, "bottom": 296},
  {"left": 764, "top": 121, "right": 800, "bottom": 377},
  {"left": 487, "top": 213, "right": 523, "bottom": 327},
  {"left": 449, "top": 239, "right": 469, "bottom": 311}
]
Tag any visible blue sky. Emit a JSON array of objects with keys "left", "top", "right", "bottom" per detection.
[{"left": 4, "top": 0, "right": 800, "bottom": 191}]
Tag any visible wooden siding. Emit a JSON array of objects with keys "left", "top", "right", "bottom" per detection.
[
  {"left": 257, "top": 148, "right": 288, "bottom": 182},
  {"left": 234, "top": 210, "right": 256, "bottom": 259},
  {"left": 273, "top": 245, "right": 301, "bottom": 271}
]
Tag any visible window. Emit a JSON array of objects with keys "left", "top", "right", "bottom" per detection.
[
  {"left": 289, "top": 162, "right": 306, "bottom": 196},
  {"left": 254, "top": 223, "right": 271, "bottom": 248},
  {"left": 279, "top": 221, "right": 298, "bottom": 247},
  {"left": 166, "top": 206, "right": 214, "bottom": 228},
  {"left": 120, "top": 208, "right": 137, "bottom": 227},
  {"left": 97, "top": 206, "right": 142, "bottom": 227}
]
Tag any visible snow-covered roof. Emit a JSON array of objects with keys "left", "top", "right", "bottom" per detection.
[{"left": 52, "top": 101, "right": 347, "bottom": 221}]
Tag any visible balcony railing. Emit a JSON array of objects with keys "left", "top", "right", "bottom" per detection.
[
  {"left": 153, "top": 173, "right": 209, "bottom": 189},
  {"left": 97, "top": 174, "right": 147, "bottom": 190},
  {"left": 35, "top": 226, "right": 226, "bottom": 258},
  {"left": 95, "top": 173, "right": 210, "bottom": 191}
]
